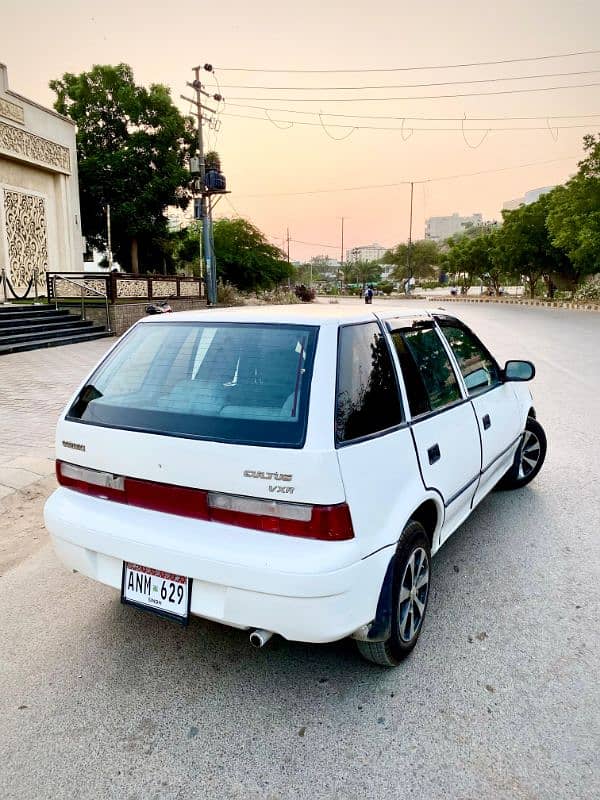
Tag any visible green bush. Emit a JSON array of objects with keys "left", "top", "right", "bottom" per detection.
[
  {"left": 416, "top": 280, "right": 442, "bottom": 290},
  {"left": 294, "top": 284, "right": 316, "bottom": 302},
  {"left": 261, "top": 287, "right": 300, "bottom": 304},
  {"left": 573, "top": 275, "right": 600, "bottom": 301},
  {"left": 216, "top": 281, "right": 245, "bottom": 306}
]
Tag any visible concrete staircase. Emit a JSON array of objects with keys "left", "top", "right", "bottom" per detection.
[{"left": 0, "top": 304, "right": 111, "bottom": 355}]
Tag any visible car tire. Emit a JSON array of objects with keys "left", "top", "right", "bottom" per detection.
[
  {"left": 500, "top": 417, "right": 547, "bottom": 490},
  {"left": 356, "top": 520, "right": 431, "bottom": 667}
]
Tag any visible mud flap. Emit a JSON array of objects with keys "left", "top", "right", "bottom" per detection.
[{"left": 366, "top": 554, "right": 396, "bottom": 642}]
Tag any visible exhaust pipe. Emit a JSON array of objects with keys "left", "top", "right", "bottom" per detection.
[{"left": 249, "top": 629, "right": 273, "bottom": 649}]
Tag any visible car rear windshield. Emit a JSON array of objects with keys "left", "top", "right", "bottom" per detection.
[{"left": 67, "top": 321, "right": 318, "bottom": 448}]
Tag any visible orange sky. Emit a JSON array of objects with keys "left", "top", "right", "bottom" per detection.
[{"left": 2, "top": 0, "right": 599, "bottom": 260}]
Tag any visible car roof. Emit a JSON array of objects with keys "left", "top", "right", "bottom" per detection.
[{"left": 139, "top": 303, "right": 436, "bottom": 327}]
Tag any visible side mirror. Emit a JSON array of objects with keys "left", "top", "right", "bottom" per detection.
[{"left": 504, "top": 360, "right": 535, "bottom": 382}]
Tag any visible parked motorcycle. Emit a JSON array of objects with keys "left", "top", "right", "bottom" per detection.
[{"left": 145, "top": 301, "right": 172, "bottom": 315}]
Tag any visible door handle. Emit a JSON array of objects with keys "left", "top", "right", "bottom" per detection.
[
  {"left": 427, "top": 443, "right": 441, "bottom": 464},
  {"left": 482, "top": 414, "right": 491, "bottom": 430}
]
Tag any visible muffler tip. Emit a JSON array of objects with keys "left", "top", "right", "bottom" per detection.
[{"left": 249, "top": 629, "right": 273, "bottom": 648}]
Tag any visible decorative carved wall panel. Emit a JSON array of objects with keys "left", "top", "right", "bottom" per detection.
[
  {"left": 116, "top": 279, "right": 148, "bottom": 298},
  {"left": 2, "top": 189, "right": 49, "bottom": 288},
  {"left": 54, "top": 277, "right": 108, "bottom": 297},
  {"left": 0, "top": 120, "right": 70, "bottom": 173},
  {"left": 151, "top": 280, "right": 177, "bottom": 297},
  {"left": 0, "top": 97, "right": 24, "bottom": 125},
  {"left": 179, "top": 281, "right": 201, "bottom": 297}
]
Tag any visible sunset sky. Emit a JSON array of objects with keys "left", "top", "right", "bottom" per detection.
[{"left": 2, "top": 0, "right": 600, "bottom": 261}]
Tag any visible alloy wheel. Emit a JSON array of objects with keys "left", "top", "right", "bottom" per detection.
[
  {"left": 518, "top": 430, "right": 541, "bottom": 479},
  {"left": 398, "top": 547, "right": 430, "bottom": 643}
]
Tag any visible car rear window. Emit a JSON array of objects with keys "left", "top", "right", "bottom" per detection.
[{"left": 67, "top": 321, "right": 318, "bottom": 448}]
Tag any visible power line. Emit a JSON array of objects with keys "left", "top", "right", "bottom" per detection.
[
  {"left": 222, "top": 110, "right": 599, "bottom": 133},
  {"left": 218, "top": 68, "right": 600, "bottom": 91},
  {"left": 291, "top": 238, "right": 340, "bottom": 250},
  {"left": 235, "top": 154, "right": 579, "bottom": 198},
  {"left": 225, "top": 102, "right": 600, "bottom": 122},
  {"left": 224, "top": 194, "right": 243, "bottom": 217},
  {"left": 224, "top": 81, "right": 600, "bottom": 103},
  {"left": 217, "top": 48, "right": 600, "bottom": 74}
]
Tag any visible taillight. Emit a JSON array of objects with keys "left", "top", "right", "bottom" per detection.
[
  {"left": 56, "top": 461, "right": 354, "bottom": 541},
  {"left": 207, "top": 492, "right": 354, "bottom": 540},
  {"left": 57, "top": 460, "right": 125, "bottom": 502}
]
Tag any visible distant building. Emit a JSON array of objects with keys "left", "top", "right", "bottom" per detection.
[
  {"left": 502, "top": 186, "right": 556, "bottom": 211},
  {"left": 425, "top": 213, "right": 483, "bottom": 242},
  {"left": 166, "top": 206, "right": 194, "bottom": 231},
  {"left": 346, "top": 243, "right": 388, "bottom": 263},
  {"left": 309, "top": 255, "right": 340, "bottom": 280}
]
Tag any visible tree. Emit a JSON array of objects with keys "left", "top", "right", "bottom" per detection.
[
  {"left": 292, "top": 261, "right": 321, "bottom": 285},
  {"left": 212, "top": 217, "right": 293, "bottom": 290},
  {"left": 546, "top": 134, "right": 600, "bottom": 282},
  {"left": 50, "top": 64, "right": 196, "bottom": 273},
  {"left": 442, "top": 235, "right": 486, "bottom": 294},
  {"left": 171, "top": 222, "right": 202, "bottom": 275},
  {"left": 352, "top": 260, "right": 382, "bottom": 286},
  {"left": 495, "top": 193, "right": 569, "bottom": 297},
  {"left": 384, "top": 240, "right": 440, "bottom": 282},
  {"left": 475, "top": 231, "right": 508, "bottom": 295}
]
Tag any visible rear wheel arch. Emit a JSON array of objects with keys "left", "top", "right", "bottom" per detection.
[
  {"left": 357, "top": 519, "right": 431, "bottom": 666},
  {"left": 408, "top": 499, "right": 441, "bottom": 549},
  {"left": 357, "top": 499, "right": 441, "bottom": 648}
]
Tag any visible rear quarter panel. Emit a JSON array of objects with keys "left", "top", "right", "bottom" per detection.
[{"left": 336, "top": 429, "right": 443, "bottom": 558}]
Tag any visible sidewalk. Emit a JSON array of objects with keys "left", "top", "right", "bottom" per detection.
[{"left": 0, "top": 339, "right": 112, "bottom": 502}]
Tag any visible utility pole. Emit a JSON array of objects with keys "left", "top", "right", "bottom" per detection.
[
  {"left": 406, "top": 182, "right": 414, "bottom": 294},
  {"left": 183, "top": 66, "right": 220, "bottom": 305},
  {"left": 339, "top": 216, "right": 344, "bottom": 291},
  {"left": 286, "top": 228, "right": 290, "bottom": 263},
  {"left": 193, "top": 66, "right": 213, "bottom": 304}
]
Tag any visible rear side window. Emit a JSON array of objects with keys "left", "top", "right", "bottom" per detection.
[
  {"left": 390, "top": 325, "right": 461, "bottom": 416},
  {"left": 336, "top": 322, "right": 402, "bottom": 443},
  {"left": 67, "top": 322, "right": 318, "bottom": 448}
]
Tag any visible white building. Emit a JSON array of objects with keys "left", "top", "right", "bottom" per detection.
[
  {"left": 346, "top": 243, "right": 388, "bottom": 263},
  {"left": 166, "top": 205, "right": 194, "bottom": 232},
  {"left": 0, "top": 64, "right": 83, "bottom": 292},
  {"left": 425, "top": 213, "right": 483, "bottom": 242},
  {"left": 502, "top": 186, "right": 556, "bottom": 211}
]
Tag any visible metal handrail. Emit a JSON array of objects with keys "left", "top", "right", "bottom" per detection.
[{"left": 52, "top": 275, "right": 112, "bottom": 334}]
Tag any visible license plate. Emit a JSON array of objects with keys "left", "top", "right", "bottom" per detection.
[{"left": 121, "top": 562, "right": 191, "bottom": 624}]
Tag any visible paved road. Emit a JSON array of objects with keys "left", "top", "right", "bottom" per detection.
[{"left": 1, "top": 303, "right": 599, "bottom": 800}]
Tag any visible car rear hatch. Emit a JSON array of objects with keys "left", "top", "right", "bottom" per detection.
[{"left": 56, "top": 318, "right": 350, "bottom": 541}]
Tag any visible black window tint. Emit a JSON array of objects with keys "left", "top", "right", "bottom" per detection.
[
  {"left": 390, "top": 332, "right": 431, "bottom": 416},
  {"left": 439, "top": 324, "right": 500, "bottom": 396},
  {"left": 336, "top": 323, "right": 402, "bottom": 442},
  {"left": 401, "top": 327, "right": 461, "bottom": 412}
]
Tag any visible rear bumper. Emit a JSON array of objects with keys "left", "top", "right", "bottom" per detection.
[{"left": 44, "top": 488, "right": 392, "bottom": 643}]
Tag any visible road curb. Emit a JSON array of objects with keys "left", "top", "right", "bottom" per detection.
[{"left": 426, "top": 297, "right": 600, "bottom": 312}]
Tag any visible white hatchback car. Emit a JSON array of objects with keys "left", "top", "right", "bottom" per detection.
[{"left": 44, "top": 305, "right": 546, "bottom": 666}]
